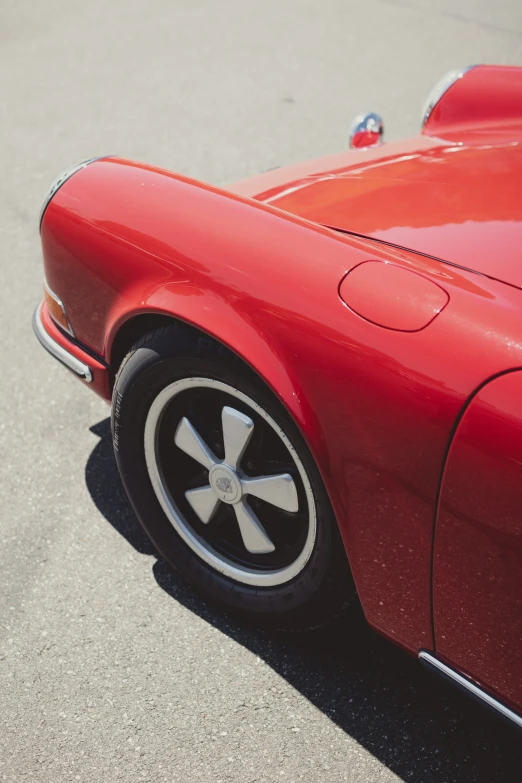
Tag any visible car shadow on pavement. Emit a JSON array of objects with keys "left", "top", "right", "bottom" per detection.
[{"left": 86, "top": 419, "right": 522, "bottom": 783}]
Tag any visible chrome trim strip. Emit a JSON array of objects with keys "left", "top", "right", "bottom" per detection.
[
  {"left": 39, "top": 155, "right": 112, "bottom": 230},
  {"left": 419, "top": 651, "right": 522, "bottom": 729},
  {"left": 421, "top": 66, "right": 478, "bottom": 128},
  {"left": 32, "top": 303, "right": 92, "bottom": 382}
]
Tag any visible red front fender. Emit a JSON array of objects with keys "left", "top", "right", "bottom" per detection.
[{"left": 40, "top": 156, "right": 522, "bottom": 654}]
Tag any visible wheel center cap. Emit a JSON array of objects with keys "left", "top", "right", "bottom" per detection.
[{"left": 209, "top": 464, "right": 242, "bottom": 504}]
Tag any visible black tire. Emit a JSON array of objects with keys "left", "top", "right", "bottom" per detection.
[{"left": 111, "top": 324, "right": 355, "bottom": 631}]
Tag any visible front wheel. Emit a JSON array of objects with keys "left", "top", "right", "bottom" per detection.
[{"left": 112, "top": 326, "right": 355, "bottom": 630}]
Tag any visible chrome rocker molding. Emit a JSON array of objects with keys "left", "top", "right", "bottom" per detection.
[
  {"left": 33, "top": 303, "right": 93, "bottom": 382},
  {"left": 419, "top": 651, "right": 522, "bottom": 729}
]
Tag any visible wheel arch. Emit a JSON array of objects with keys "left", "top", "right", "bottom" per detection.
[
  {"left": 106, "top": 305, "right": 352, "bottom": 582},
  {"left": 109, "top": 308, "right": 294, "bottom": 407},
  {"left": 109, "top": 312, "right": 183, "bottom": 380},
  {"left": 106, "top": 302, "right": 324, "bottom": 456}
]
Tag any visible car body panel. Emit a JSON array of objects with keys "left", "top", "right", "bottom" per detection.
[
  {"left": 339, "top": 261, "right": 450, "bottom": 332},
  {"left": 39, "top": 302, "right": 110, "bottom": 399},
  {"left": 421, "top": 64, "right": 522, "bottom": 142},
  {"left": 230, "top": 137, "right": 522, "bottom": 290},
  {"left": 434, "top": 369, "right": 522, "bottom": 714},
  {"left": 41, "top": 157, "right": 522, "bottom": 660}
]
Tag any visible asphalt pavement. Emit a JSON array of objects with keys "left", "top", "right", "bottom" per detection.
[{"left": 1, "top": 1, "right": 522, "bottom": 781}]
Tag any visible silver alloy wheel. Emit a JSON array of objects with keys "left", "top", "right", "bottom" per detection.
[{"left": 144, "top": 378, "right": 317, "bottom": 587}]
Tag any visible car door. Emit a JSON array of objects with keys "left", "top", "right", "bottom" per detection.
[{"left": 433, "top": 370, "right": 522, "bottom": 714}]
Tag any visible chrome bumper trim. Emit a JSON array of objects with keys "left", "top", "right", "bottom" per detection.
[
  {"left": 33, "top": 303, "right": 93, "bottom": 382},
  {"left": 419, "top": 651, "right": 522, "bottom": 729}
]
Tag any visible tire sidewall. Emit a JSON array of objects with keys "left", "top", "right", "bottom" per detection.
[{"left": 112, "top": 329, "right": 350, "bottom": 628}]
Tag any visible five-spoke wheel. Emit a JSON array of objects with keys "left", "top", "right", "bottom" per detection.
[
  {"left": 177, "top": 405, "right": 299, "bottom": 553},
  {"left": 112, "top": 325, "right": 354, "bottom": 629},
  {"left": 144, "top": 378, "right": 317, "bottom": 586}
]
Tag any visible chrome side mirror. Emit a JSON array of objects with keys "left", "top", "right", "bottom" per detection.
[{"left": 349, "top": 112, "right": 384, "bottom": 149}]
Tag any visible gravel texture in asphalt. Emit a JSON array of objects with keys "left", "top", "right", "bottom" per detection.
[{"left": 1, "top": 1, "right": 522, "bottom": 781}]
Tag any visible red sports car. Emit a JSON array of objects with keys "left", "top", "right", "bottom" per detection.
[{"left": 34, "top": 64, "right": 522, "bottom": 728}]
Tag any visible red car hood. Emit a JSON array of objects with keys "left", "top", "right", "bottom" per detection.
[{"left": 230, "top": 135, "right": 522, "bottom": 289}]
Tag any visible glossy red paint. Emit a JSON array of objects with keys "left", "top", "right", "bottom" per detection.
[
  {"left": 434, "top": 370, "right": 522, "bottom": 714},
  {"left": 40, "top": 302, "right": 110, "bottom": 400},
  {"left": 422, "top": 65, "right": 522, "bottom": 142},
  {"left": 41, "top": 157, "right": 522, "bottom": 668},
  {"left": 231, "top": 137, "right": 522, "bottom": 290},
  {"left": 339, "top": 261, "right": 449, "bottom": 332}
]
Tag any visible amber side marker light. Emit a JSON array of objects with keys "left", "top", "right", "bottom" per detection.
[{"left": 43, "top": 283, "right": 75, "bottom": 337}]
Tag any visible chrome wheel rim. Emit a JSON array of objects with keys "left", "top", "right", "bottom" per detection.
[{"left": 144, "top": 378, "right": 317, "bottom": 587}]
